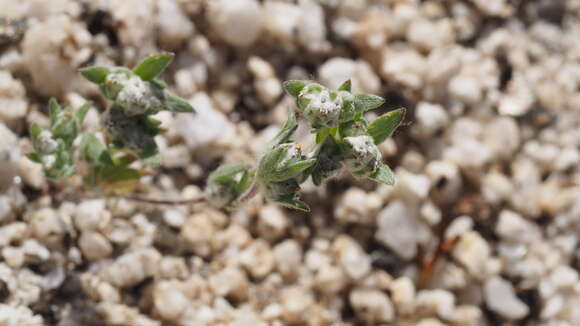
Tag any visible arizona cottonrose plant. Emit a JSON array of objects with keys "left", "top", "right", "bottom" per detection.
[{"left": 27, "top": 53, "right": 404, "bottom": 211}]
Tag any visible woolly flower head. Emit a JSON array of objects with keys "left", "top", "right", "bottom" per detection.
[
  {"left": 34, "top": 130, "right": 59, "bottom": 154},
  {"left": 104, "top": 71, "right": 163, "bottom": 116},
  {"left": 297, "top": 84, "right": 343, "bottom": 130},
  {"left": 342, "top": 135, "right": 381, "bottom": 177}
]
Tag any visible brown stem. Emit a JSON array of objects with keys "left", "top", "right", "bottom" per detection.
[
  {"left": 118, "top": 193, "right": 207, "bottom": 205},
  {"left": 56, "top": 188, "right": 207, "bottom": 206}
]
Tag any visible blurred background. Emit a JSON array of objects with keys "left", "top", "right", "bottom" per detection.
[{"left": 0, "top": 0, "right": 579, "bottom": 325}]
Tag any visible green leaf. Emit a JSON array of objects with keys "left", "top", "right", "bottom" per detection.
[
  {"left": 112, "top": 153, "right": 136, "bottom": 167},
  {"left": 286, "top": 158, "right": 317, "bottom": 176},
  {"left": 312, "top": 170, "right": 324, "bottom": 186},
  {"left": 75, "top": 103, "right": 91, "bottom": 125},
  {"left": 150, "top": 79, "right": 167, "bottom": 89},
  {"left": 338, "top": 79, "right": 352, "bottom": 92},
  {"left": 367, "top": 108, "right": 405, "bottom": 144},
  {"left": 48, "top": 98, "right": 61, "bottom": 128},
  {"left": 235, "top": 170, "right": 255, "bottom": 195},
  {"left": 354, "top": 93, "right": 385, "bottom": 112},
  {"left": 165, "top": 93, "right": 195, "bottom": 113},
  {"left": 210, "top": 164, "right": 251, "bottom": 184},
  {"left": 144, "top": 117, "right": 166, "bottom": 135},
  {"left": 276, "top": 197, "right": 310, "bottom": 212},
  {"left": 132, "top": 53, "right": 174, "bottom": 81},
  {"left": 339, "top": 119, "right": 368, "bottom": 138},
  {"left": 139, "top": 147, "right": 160, "bottom": 166},
  {"left": 369, "top": 164, "right": 395, "bottom": 185},
  {"left": 283, "top": 80, "right": 310, "bottom": 97},
  {"left": 79, "top": 66, "right": 110, "bottom": 84},
  {"left": 30, "top": 123, "right": 41, "bottom": 141},
  {"left": 305, "top": 136, "right": 342, "bottom": 186},
  {"left": 315, "top": 129, "right": 329, "bottom": 144},
  {"left": 267, "top": 157, "right": 317, "bottom": 183},
  {"left": 258, "top": 145, "right": 288, "bottom": 181},
  {"left": 26, "top": 152, "right": 42, "bottom": 163},
  {"left": 81, "top": 133, "right": 108, "bottom": 163},
  {"left": 100, "top": 166, "right": 142, "bottom": 184},
  {"left": 268, "top": 111, "right": 298, "bottom": 147}
]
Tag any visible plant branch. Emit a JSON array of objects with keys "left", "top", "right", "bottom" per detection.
[{"left": 119, "top": 193, "right": 206, "bottom": 205}]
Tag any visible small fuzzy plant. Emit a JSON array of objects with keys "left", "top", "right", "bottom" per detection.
[
  {"left": 206, "top": 80, "right": 405, "bottom": 211},
  {"left": 27, "top": 53, "right": 195, "bottom": 193},
  {"left": 27, "top": 53, "right": 405, "bottom": 211}
]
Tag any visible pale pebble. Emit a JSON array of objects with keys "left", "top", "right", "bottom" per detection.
[
  {"left": 208, "top": 0, "right": 262, "bottom": 47},
  {"left": 484, "top": 276, "right": 529, "bottom": 320},
  {"left": 349, "top": 288, "right": 395, "bottom": 323}
]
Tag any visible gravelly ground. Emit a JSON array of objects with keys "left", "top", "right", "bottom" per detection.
[{"left": 0, "top": 0, "right": 580, "bottom": 325}]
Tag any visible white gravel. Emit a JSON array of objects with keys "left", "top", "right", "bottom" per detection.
[{"left": 0, "top": 0, "right": 579, "bottom": 325}]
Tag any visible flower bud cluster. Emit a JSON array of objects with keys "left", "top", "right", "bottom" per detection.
[
  {"left": 286, "top": 80, "right": 389, "bottom": 181},
  {"left": 102, "top": 69, "right": 164, "bottom": 116},
  {"left": 80, "top": 53, "right": 194, "bottom": 165},
  {"left": 35, "top": 131, "right": 59, "bottom": 155},
  {"left": 28, "top": 99, "right": 89, "bottom": 179},
  {"left": 33, "top": 131, "right": 60, "bottom": 170},
  {"left": 296, "top": 83, "right": 343, "bottom": 130},
  {"left": 342, "top": 135, "right": 382, "bottom": 177},
  {"left": 101, "top": 106, "right": 159, "bottom": 161}
]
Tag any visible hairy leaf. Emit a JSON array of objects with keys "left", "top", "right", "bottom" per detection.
[
  {"left": 165, "top": 92, "right": 195, "bottom": 113},
  {"left": 354, "top": 93, "right": 385, "bottom": 112},
  {"left": 286, "top": 158, "right": 317, "bottom": 174},
  {"left": 337, "top": 79, "right": 352, "bottom": 92},
  {"left": 25, "top": 152, "right": 42, "bottom": 163},
  {"left": 30, "top": 123, "right": 41, "bottom": 141},
  {"left": 139, "top": 147, "right": 160, "bottom": 166},
  {"left": 210, "top": 164, "right": 251, "bottom": 184},
  {"left": 100, "top": 166, "right": 143, "bottom": 184},
  {"left": 75, "top": 103, "right": 91, "bottom": 126},
  {"left": 339, "top": 119, "right": 368, "bottom": 138},
  {"left": 276, "top": 196, "right": 310, "bottom": 212},
  {"left": 81, "top": 133, "right": 110, "bottom": 164},
  {"left": 80, "top": 66, "right": 110, "bottom": 84},
  {"left": 48, "top": 98, "right": 61, "bottom": 129},
  {"left": 235, "top": 169, "right": 255, "bottom": 196},
  {"left": 367, "top": 108, "right": 405, "bottom": 145},
  {"left": 133, "top": 53, "right": 174, "bottom": 81},
  {"left": 283, "top": 80, "right": 310, "bottom": 97},
  {"left": 369, "top": 164, "right": 395, "bottom": 185},
  {"left": 268, "top": 111, "right": 298, "bottom": 147}
]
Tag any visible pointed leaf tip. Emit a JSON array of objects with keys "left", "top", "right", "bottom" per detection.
[
  {"left": 369, "top": 164, "right": 395, "bottom": 185},
  {"left": 210, "top": 164, "right": 251, "bottom": 184},
  {"left": 30, "top": 123, "right": 41, "bottom": 141},
  {"left": 269, "top": 110, "right": 298, "bottom": 147},
  {"left": 165, "top": 93, "right": 195, "bottom": 113},
  {"left": 338, "top": 79, "right": 352, "bottom": 92},
  {"left": 354, "top": 93, "right": 385, "bottom": 112},
  {"left": 80, "top": 66, "right": 110, "bottom": 84},
  {"left": 75, "top": 103, "right": 92, "bottom": 125},
  {"left": 133, "top": 53, "right": 174, "bottom": 81},
  {"left": 277, "top": 197, "right": 310, "bottom": 212},
  {"left": 26, "top": 152, "right": 42, "bottom": 163},
  {"left": 48, "top": 98, "right": 62, "bottom": 128},
  {"left": 283, "top": 80, "right": 310, "bottom": 97},
  {"left": 367, "top": 108, "right": 405, "bottom": 145}
]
